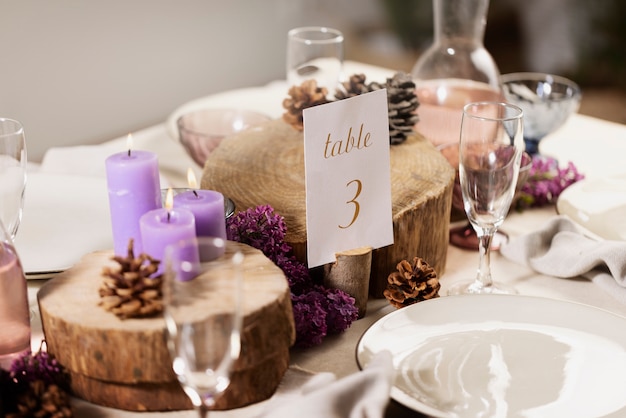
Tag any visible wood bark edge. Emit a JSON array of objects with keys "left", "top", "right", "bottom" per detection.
[{"left": 322, "top": 246, "right": 372, "bottom": 317}]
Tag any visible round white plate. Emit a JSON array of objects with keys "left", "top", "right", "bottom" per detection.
[
  {"left": 14, "top": 172, "right": 112, "bottom": 276},
  {"left": 356, "top": 295, "right": 626, "bottom": 418},
  {"left": 556, "top": 173, "right": 626, "bottom": 241}
]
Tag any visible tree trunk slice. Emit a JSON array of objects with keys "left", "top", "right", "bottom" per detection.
[
  {"left": 323, "top": 246, "right": 372, "bottom": 318},
  {"left": 201, "top": 119, "right": 455, "bottom": 297},
  {"left": 37, "top": 241, "right": 295, "bottom": 411}
]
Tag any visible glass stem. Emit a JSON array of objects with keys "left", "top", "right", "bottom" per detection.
[
  {"left": 476, "top": 230, "right": 494, "bottom": 288},
  {"left": 197, "top": 405, "right": 208, "bottom": 418}
]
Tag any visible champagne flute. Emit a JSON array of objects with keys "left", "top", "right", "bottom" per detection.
[
  {"left": 448, "top": 102, "right": 524, "bottom": 295},
  {"left": 163, "top": 237, "right": 243, "bottom": 417},
  {"left": 0, "top": 118, "right": 27, "bottom": 240}
]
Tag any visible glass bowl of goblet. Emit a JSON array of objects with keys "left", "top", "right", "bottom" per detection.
[
  {"left": 501, "top": 72, "right": 582, "bottom": 155},
  {"left": 177, "top": 109, "right": 271, "bottom": 167},
  {"left": 439, "top": 142, "right": 532, "bottom": 250}
]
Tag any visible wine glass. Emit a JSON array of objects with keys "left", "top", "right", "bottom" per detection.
[
  {"left": 0, "top": 118, "right": 27, "bottom": 240},
  {"left": 501, "top": 72, "right": 581, "bottom": 155},
  {"left": 163, "top": 237, "right": 243, "bottom": 417},
  {"left": 439, "top": 142, "right": 532, "bottom": 250},
  {"left": 448, "top": 102, "right": 524, "bottom": 295}
]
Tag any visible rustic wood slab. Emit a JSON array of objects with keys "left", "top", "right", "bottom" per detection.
[
  {"left": 37, "top": 241, "right": 295, "bottom": 411},
  {"left": 201, "top": 119, "right": 455, "bottom": 296}
]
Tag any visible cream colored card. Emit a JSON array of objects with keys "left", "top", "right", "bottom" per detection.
[{"left": 303, "top": 89, "right": 394, "bottom": 267}]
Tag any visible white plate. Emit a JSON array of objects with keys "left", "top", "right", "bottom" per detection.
[
  {"left": 14, "top": 172, "right": 112, "bottom": 276},
  {"left": 356, "top": 295, "right": 626, "bottom": 418},
  {"left": 556, "top": 173, "right": 626, "bottom": 241}
]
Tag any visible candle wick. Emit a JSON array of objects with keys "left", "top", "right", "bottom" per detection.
[
  {"left": 128, "top": 149, "right": 131, "bottom": 157},
  {"left": 193, "top": 190, "right": 198, "bottom": 197},
  {"left": 167, "top": 211, "right": 171, "bottom": 223}
]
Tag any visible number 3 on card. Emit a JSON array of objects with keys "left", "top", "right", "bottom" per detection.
[{"left": 339, "top": 179, "right": 362, "bottom": 229}]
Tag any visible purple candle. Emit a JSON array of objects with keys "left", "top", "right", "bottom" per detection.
[
  {"left": 173, "top": 189, "right": 226, "bottom": 239},
  {"left": 139, "top": 189, "right": 196, "bottom": 278},
  {"left": 105, "top": 135, "right": 161, "bottom": 256}
]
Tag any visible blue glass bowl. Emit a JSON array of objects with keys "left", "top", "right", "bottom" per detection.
[{"left": 501, "top": 72, "right": 582, "bottom": 154}]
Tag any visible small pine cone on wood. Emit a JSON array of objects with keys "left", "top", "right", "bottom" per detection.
[
  {"left": 282, "top": 79, "right": 330, "bottom": 131},
  {"left": 384, "top": 257, "right": 440, "bottom": 308},
  {"left": 335, "top": 72, "right": 419, "bottom": 145},
  {"left": 385, "top": 72, "right": 419, "bottom": 145},
  {"left": 334, "top": 73, "right": 371, "bottom": 100},
  {"left": 99, "top": 239, "right": 163, "bottom": 319}
]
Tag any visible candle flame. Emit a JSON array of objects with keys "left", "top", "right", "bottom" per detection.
[
  {"left": 165, "top": 188, "right": 174, "bottom": 211},
  {"left": 126, "top": 133, "right": 133, "bottom": 156},
  {"left": 187, "top": 168, "right": 198, "bottom": 189}
]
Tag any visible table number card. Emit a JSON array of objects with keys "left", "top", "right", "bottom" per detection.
[{"left": 303, "top": 88, "right": 394, "bottom": 267}]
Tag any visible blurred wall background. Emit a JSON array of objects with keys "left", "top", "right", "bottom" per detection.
[{"left": 1, "top": 0, "right": 624, "bottom": 161}]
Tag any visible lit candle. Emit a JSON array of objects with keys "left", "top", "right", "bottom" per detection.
[
  {"left": 173, "top": 168, "right": 227, "bottom": 240},
  {"left": 139, "top": 189, "right": 197, "bottom": 277},
  {"left": 105, "top": 134, "right": 162, "bottom": 255}
]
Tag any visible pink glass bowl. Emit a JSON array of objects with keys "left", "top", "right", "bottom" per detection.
[{"left": 177, "top": 108, "right": 271, "bottom": 166}]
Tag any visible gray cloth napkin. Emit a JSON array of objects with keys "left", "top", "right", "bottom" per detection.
[
  {"left": 500, "top": 216, "right": 626, "bottom": 302},
  {"left": 256, "top": 350, "right": 394, "bottom": 418}
]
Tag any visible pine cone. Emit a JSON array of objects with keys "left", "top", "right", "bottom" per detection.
[
  {"left": 336, "top": 72, "right": 419, "bottom": 145},
  {"left": 282, "top": 79, "right": 330, "bottom": 131},
  {"left": 99, "top": 239, "right": 163, "bottom": 319},
  {"left": 384, "top": 257, "right": 440, "bottom": 308},
  {"left": 7, "top": 380, "right": 72, "bottom": 418},
  {"left": 334, "top": 73, "right": 371, "bottom": 99},
  {"left": 386, "top": 72, "right": 419, "bottom": 145}
]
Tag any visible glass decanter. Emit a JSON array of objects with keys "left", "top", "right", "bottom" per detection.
[{"left": 412, "top": 0, "right": 503, "bottom": 147}]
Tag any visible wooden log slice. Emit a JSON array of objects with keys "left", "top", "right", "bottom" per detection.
[
  {"left": 201, "top": 119, "right": 455, "bottom": 297},
  {"left": 37, "top": 241, "right": 295, "bottom": 411}
]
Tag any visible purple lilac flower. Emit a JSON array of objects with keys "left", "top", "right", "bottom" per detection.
[
  {"left": 273, "top": 253, "right": 312, "bottom": 295},
  {"left": 291, "top": 292, "right": 328, "bottom": 348},
  {"left": 516, "top": 156, "right": 584, "bottom": 210},
  {"left": 226, "top": 205, "right": 291, "bottom": 261},
  {"left": 226, "top": 204, "right": 358, "bottom": 347},
  {"left": 315, "top": 286, "right": 359, "bottom": 334}
]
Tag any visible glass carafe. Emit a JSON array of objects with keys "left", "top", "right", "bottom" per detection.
[
  {"left": 412, "top": 0, "right": 502, "bottom": 146},
  {"left": 0, "top": 217, "right": 30, "bottom": 369}
]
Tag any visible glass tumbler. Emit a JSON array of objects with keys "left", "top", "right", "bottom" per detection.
[
  {"left": 0, "top": 118, "right": 27, "bottom": 240},
  {"left": 286, "top": 26, "right": 344, "bottom": 94}
]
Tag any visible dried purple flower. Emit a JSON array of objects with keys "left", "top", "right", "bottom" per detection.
[
  {"left": 9, "top": 341, "right": 69, "bottom": 390},
  {"left": 516, "top": 156, "right": 584, "bottom": 210},
  {"left": 291, "top": 292, "right": 328, "bottom": 348},
  {"left": 226, "top": 205, "right": 291, "bottom": 262},
  {"left": 226, "top": 204, "right": 358, "bottom": 347},
  {"left": 273, "top": 253, "right": 312, "bottom": 295},
  {"left": 315, "top": 286, "right": 359, "bottom": 334}
]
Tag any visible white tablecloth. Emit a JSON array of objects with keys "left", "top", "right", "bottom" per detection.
[{"left": 25, "top": 61, "right": 626, "bottom": 417}]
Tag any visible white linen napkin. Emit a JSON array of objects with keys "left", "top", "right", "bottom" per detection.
[
  {"left": 39, "top": 138, "right": 173, "bottom": 187},
  {"left": 256, "top": 350, "right": 394, "bottom": 418},
  {"left": 500, "top": 215, "right": 626, "bottom": 303}
]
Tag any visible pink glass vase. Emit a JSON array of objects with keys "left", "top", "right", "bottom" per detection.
[{"left": 0, "top": 219, "right": 30, "bottom": 370}]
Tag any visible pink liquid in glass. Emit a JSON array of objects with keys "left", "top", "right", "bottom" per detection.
[
  {"left": 0, "top": 244, "right": 31, "bottom": 369},
  {"left": 415, "top": 79, "right": 503, "bottom": 147}
]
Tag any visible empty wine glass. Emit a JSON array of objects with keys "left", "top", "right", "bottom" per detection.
[
  {"left": 0, "top": 118, "right": 27, "bottom": 240},
  {"left": 439, "top": 142, "right": 532, "bottom": 250},
  {"left": 163, "top": 237, "right": 243, "bottom": 417},
  {"left": 448, "top": 102, "right": 524, "bottom": 295}
]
